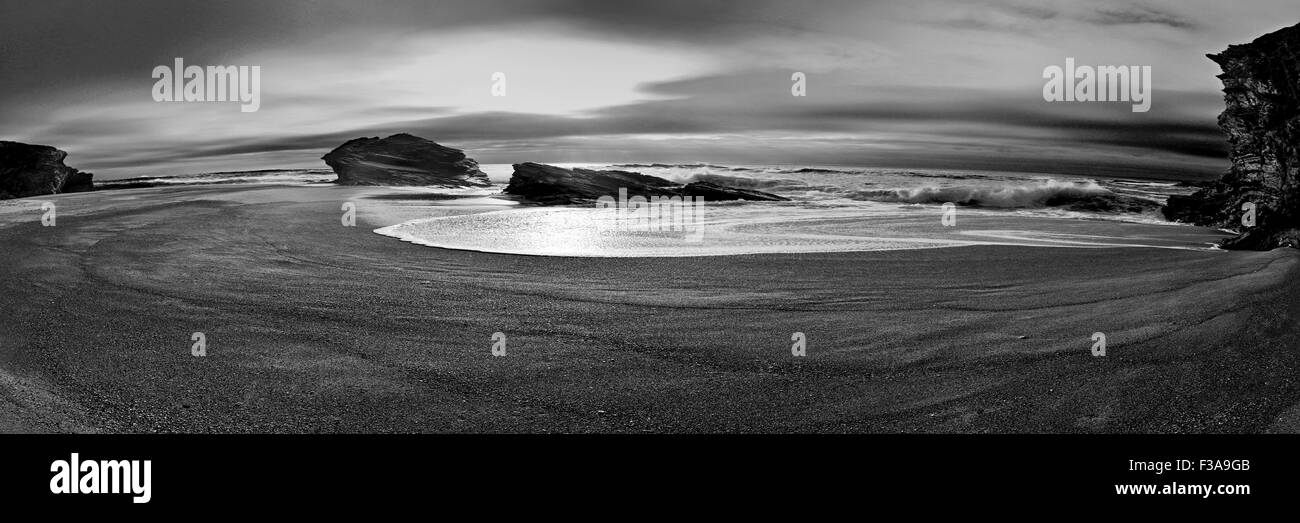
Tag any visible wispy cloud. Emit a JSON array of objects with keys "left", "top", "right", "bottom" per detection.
[
  {"left": 1, "top": 0, "right": 1293, "bottom": 179},
  {"left": 1091, "top": 5, "right": 1197, "bottom": 29}
]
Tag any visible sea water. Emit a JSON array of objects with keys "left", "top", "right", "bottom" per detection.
[{"left": 375, "top": 164, "right": 1227, "bottom": 257}]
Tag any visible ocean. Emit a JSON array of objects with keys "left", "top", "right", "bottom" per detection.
[{"left": 96, "top": 163, "right": 1227, "bottom": 257}]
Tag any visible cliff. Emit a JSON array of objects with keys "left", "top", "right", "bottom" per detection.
[
  {"left": 1163, "top": 22, "right": 1300, "bottom": 249},
  {"left": 322, "top": 133, "right": 491, "bottom": 187},
  {"left": 0, "top": 141, "right": 94, "bottom": 199}
]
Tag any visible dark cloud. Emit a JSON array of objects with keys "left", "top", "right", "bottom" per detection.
[
  {"left": 0, "top": 0, "right": 817, "bottom": 96},
  {"left": 1091, "top": 6, "right": 1197, "bottom": 29},
  {"left": 0, "top": 0, "right": 1259, "bottom": 180},
  {"left": 1005, "top": 4, "right": 1060, "bottom": 21},
  {"left": 924, "top": 1, "right": 1198, "bottom": 33},
  {"left": 75, "top": 74, "right": 1226, "bottom": 179}
]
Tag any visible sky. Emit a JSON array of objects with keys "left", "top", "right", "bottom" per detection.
[{"left": 1, "top": 0, "right": 1298, "bottom": 180}]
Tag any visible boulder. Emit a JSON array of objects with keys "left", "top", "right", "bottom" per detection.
[{"left": 322, "top": 133, "right": 490, "bottom": 187}]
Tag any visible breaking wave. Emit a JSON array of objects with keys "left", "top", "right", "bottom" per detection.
[
  {"left": 610, "top": 163, "right": 737, "bottom": 171},
  {"left": 847, "top": 180, "right": 1162, "bottom": 213},
  {"left": 677, "top": 173, "right": 810, "bottom": 191}
]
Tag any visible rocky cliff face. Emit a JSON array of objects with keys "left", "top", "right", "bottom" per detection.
[
  {"left": 322, "top": 133, "right": 491, "bottom": 187},
  {"left": 0, "top": 141, "right": 94, "bottom": 199},
  {"left": 503, "top": 162, "right": 789, "bottom": 205},
  {"left": 1163, "top": 22, "right": 1300, "bottom": 249}
]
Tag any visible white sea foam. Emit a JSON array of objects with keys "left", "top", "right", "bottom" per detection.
[{"left": 375, "top": 200, "right": 1223, "bottom": 257}]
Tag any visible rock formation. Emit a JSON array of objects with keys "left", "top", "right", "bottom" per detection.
[
  {"left": 1163, "top": 22, "right": 1300, "bottom": 249},
  {"left": 503, "top": 162, "right": 789, "bottom": 205},
  {"left": 0, "top": 141, "right": 94, "bottom": 199},
  {"left": 322, "top": 133, "right": 491, "bottom": 187}
]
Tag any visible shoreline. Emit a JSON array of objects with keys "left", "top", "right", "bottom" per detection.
[{"left": 1, "top": 183, "right": 1298, "bottom": 433}]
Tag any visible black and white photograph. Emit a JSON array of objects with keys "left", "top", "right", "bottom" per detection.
[{"left": 1, "top": 0, "right": 1298, "bottom": 509}]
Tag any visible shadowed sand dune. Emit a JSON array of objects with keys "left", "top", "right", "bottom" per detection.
[{"left": 1, "top": 184, "right": 1299, "bottom": 433}]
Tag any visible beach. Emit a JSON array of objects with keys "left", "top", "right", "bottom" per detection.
[{"left": 2, "top": 183, "right": 1299, "bottom": 433}]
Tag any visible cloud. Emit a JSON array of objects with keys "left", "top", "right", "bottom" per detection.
[
  {"left": 69, "top": 70, "right": 1226, "bottom": 179},
  {"left": 1090, "top": 5, "right": 1197, "bottom": 29},
  {"left": 3, "top": 0, "right": 1283, "bottom": 180}
]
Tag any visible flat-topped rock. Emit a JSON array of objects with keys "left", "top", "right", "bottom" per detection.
[
  {"left": 322, "top": 133, "right": 490, "bottom": 187},
  {"left": 503, "top": 162, "right": 789, "bottom": 205}
]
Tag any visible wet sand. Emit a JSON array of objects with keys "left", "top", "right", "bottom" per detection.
[{"left": 2, "top": 183, "right": 1299, "bottom": 433}]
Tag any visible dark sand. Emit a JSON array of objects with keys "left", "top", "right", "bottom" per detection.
[{"left": 2, "top": 184, "right": 1299, "bottom": 433}]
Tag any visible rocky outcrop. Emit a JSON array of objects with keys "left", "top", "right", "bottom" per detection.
[
  {"left": 0, "top": 141, "right": 94, "bottom": 199},
  {"left": 322, "top": 133, "right": 490, "bottom": 187},
  {"left": 1163, "top": 22, "right": 1300, "bottom": 249},
  {"left": 503, "top": 162, "right": 789, "bottom": 205}
]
